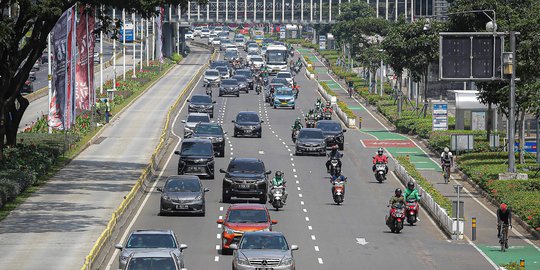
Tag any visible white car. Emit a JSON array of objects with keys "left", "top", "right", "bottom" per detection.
[
  {"left": 208, "top": 33, "right": 218, "bottom": 44},
  {"left": 193, "top": 27, "right": 202, "bottom": 37},
  {"left": 247, "top": 43, "right": 260, "bottom": 54},
  {"left": 276, "top": 71, "right": 294, "bottom": 85},
  {"left": 246, "top": 51, "right": 259, "bottom": 63},
  {"left": 250, "top": 56, "right": 265, "bottom": 69},
  {"left": 201, "top": 28, "right": 210, "bottom": 38},
  {"left": 214, "top": 26, "right": 223, "bottom": 34},
  {"left": 185, "top": 31, "right": 194, "bottom": 40},
  {"left": 261, "top": 46, "right": 268, "bottom": 55},
  {"left": 225, "top": 44, "right": 237, "bottom": 52},
  {"left": 211, "top": 37, "right": 221, "bottom": 46}
]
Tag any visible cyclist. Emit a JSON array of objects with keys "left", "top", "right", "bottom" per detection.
[
  {"left": 441, "top": 147, "right": 453, "bottom": 183},
  {"left": 497, "top": 203, "right": 512, "bottom": 247}
]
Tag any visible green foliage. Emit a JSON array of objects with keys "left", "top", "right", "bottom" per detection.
[
  {"left": 396, "top": 156, "right": 453, "bottom": 216},
  {"left": 170, "top": 52, "right": 183, "bottom": 64},
  {"left": 337, "top": 101, "right": 356, "bottom": 119},
  {"left": 320, "top": 81, "right": 337, "bottom": 96},
  {"left": 500, "top": 261, "right": 525, "bottom": 270}
]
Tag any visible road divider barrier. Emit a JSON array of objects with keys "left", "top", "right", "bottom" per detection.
[{"left": 80, "top": 48, "right": 216, "bottom": 270}]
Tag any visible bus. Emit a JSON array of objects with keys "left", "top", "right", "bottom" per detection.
[
  {"left": 265, "top": 44, "right": 288, "bottom": 74},
  {"left": 120, "top": 22, "right": 134, "bottom": 42}
]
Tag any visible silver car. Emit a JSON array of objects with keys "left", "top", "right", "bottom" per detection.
[
  {"left": 123, "top": 250, "right": 187, "bottom": 270},
  {"left": 231, "top": 231, "right": 298, "bottom": 270},
  {"left": 182, "top": 112, "right": 211, "bottom": 136},
  {"left": 204, "top": 69, "right": 221, "bottom": 86},
  {"left": 115, "top": 230, "right": 187, "bottom": 269}
]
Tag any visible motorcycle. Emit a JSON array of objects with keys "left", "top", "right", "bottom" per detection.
[
  {"left": 375, "top": 163, "right": 387, "bottom": 183},
  {"left": 255, "top": 84, "right": 262, "bottom": 95},
  {"left": 206, "top": 85, "right": 212, "bottom": 97},
  {"left": 306, "top": 118, "right": 316, "bottom": 128},
  {"left": 386, "top": 203, "right": 405, "bottom": 233},
  {"left": 405, "top": 199, "right": 419, "bottom": 225},
  {"left": 268, "top": 185, "right": 286, "bottom": 210},
  {"left": 323, "top": 110, "right": 332, "bottom": 120},
  {"left": 329, "top": 158, "right": 342, "bottom": 177},
  {"left": 332, "top": 177, "right": 346, "bottom": 205},
  {"left": 291, "top": 129, "right": 300, "bottom": 142}
]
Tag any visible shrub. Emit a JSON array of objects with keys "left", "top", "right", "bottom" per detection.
[
  {"left": 170, "top": 53, "right": 183, "bottom": 64},
  {"left": 320, "top": 81, "right": 337, "bottom": 96}
]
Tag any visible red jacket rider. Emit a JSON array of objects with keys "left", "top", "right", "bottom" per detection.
[{"left": 372, "top": 148, "right": 389, "bottom": 173}]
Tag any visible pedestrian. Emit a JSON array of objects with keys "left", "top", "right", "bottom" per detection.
[
  {"left": 95, "top": 99, "right": 103, "bottom": 124},
  {"left": 104, "top": 98, "right": 111, "bottom": 123}
]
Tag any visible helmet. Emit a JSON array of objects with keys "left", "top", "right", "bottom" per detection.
[
  {"left": 444, "top": 147, "right": 450, "bottom": 153},
  {"left": 309, "top": 109, "right": 314, "bottom": 113},
  {"left": 275, "top": 171, "right": 282, "bottom": 178},
  {"left": 407, "top": 181, "right": 415, "bottom": 190},
  {"left": 395, "top": 188, "right": 402, "bottom": 197},
  {"left": 332, "top": 145, "right": 338, "bottom": 150},
  {"left": 500, "top": 203, "right": 508, "bottom": 212},
  {"left": 296, "top": 117, "right": 301, "bottom": 121},
  {"left": 377, "top": 147, "right": 384, "bottom": 156}
]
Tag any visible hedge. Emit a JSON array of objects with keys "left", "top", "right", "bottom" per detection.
[
  {"left": 396, "top": 156, "right": 453, "bottom": 216},
  {"left": 320, "top": 81, "right": 337, "bottom": 96}
]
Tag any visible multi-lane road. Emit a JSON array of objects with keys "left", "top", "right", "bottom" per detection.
[{"left": 102, "top": 48, "right": 495, "bottom": 270}]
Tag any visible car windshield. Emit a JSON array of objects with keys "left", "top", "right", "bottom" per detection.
[
  {"left": 276, "top": 89, "right": 293, "bottom": 96},
  {"left": 272, "top": 78, "right": 288, "bottom": 85},
  {"left": 233, "top": 76, "right": 247, "bottom": 82},
  {"left": 190, "top": 95, "right": 212, "bottom": 103},
  {"left": 317, "top": 122, "right": 342, "bottom": 132},
  {"left": 235, "top": 38, "right": 243, "bottom": 42},
  {"left": 127, "top": 257, "right": 176, "bottom": 270},
  {"left": 225, "top": 51, "right": 237, "bottom": 57},
  {"left": 298, "top": 130, "right": 324, "bottom": 139},
  {"left": 180, "top": 141, "right": 213, "bottom": 156},
  {"left": 186, "top": 115, "right": 209, "bottom": 123},
  {"left": 236, "top": 70, "right": 251, "bottom": 77},
  {"left": 126, "top": 234, "right": 177, "bottom": 248},
  {"left": 228, "top": 160, "right": 264, "bottom": 173},
  {"left": 165, "top": 179, "right": 201, "bottom": 192},
  {"left": 248, "top": 52, "right": 258, "bottom": 56},
  {"left": 216, "top": 67, "right": 228, "bottom": 73},
  {"left": 239, "top": 234, "right": 288, "bottom": 250},
  {"left": 205, "top": 70, "right": 219, "bottom": 77},
  {"left": 252, "top": 57, "right": 263, "bottom": 62},
  {"left": 276, "top": 73, "right": 292, "bottom": 79},
  {"left": 222, "top": 79, "right": 237, "bottom": 86},
  {"left": 236, "top": 113, "right": 259, "bottom": 123},
  {"left": 194, "top": 124, "right": 222, "bottom": 135},
  {"left": 227, "top": 209, "right": 268, "bottom": 223}
]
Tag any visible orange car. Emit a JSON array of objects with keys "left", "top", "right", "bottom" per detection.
[{"left": 217, "top": 204, "right": 277, "bottom": 254}]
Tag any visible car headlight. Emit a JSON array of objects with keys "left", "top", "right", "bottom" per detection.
[
  {"left": 162, "top": 194, "right": 171, "bottom": 201},
  {"left": 216, "top": 137, "right": 224, "bottom": 142},
  {"left": 194, "top": 194, "right": 203, "bottom": 201},
  {"left": 223, "top": 177, "right": 233, "bottom": 183},
  {"left": 224, "top": 226, "right": 235, "bottom": 235},
  {"left": 281, "top": 257, "right": 293, "bottom": 266},
  {"left": 236, "top": 256, "right": 250, "bottom": 266}
]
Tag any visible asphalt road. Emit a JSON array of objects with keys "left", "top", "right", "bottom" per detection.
[
  {"left": 103, "top": 50, "right": 496, "bottom": 270},
  {"left": 0, "top": 46, "right": 210, "bottom": 270}
]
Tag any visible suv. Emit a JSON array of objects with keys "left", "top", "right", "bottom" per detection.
[
  {"left": 234, "top": 69, "right": 253, "bottom": 90},
  {"left": 191, "top": 122, "right": 226, "bottom": 157},
  {"left": 203, "top": 69, "right": 221, "bottom": 86},
  {"left": 231, "top": 231, "right": 298, "bottom": 270},
  {"left": 124, "top": 250, "right": 185, "bottom": 270},
  {"left": 232, "top": 75, "right": 249, "bottom": 93},
  {"left": 219, "top": 78, "right": 240, "bottom": 97},
  {"left": 232, "top": 111, "right": 263, "bottom": 138},
  {"left": 220, "top": 158, "right": 272, "bottom": 203},
  {"left": 294, "top": 128, "right": 326, "bottom": 156},
  {"left": 181, "top": 112, "right": 210, "bottom": 137},
  {"left": 187, "top": 94, "right": 216, "bottom": 118},
  {"left": 316, "top": 120, "right": 347, "bottom": 150},
  {"left": 115, "top": 229, "right": 187, "bottom": 269},
  {"left": 273, "top": 87, "right": 295, "bottom": 109},
  {"left": 175, "top": 138, "right": 215, "bottom": 179},
  {"left": 217, "top": 204, "right": 277, "bottom": 254}
]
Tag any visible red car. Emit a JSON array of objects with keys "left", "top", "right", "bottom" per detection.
[{"left": 217, "top": 204, "right": 277, "bottom": 254}]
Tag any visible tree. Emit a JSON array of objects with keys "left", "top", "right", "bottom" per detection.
[{"left": 0, "top": 0, "right": 196, "bottom": 160}]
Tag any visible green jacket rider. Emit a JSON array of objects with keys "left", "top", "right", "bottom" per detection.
[
  {"left": 292, "top": 117, "right": 303, "bottom": 130},
  {"left": 404, "top": 181, "right": 420, "bottom": 201},
  {"left": 270, "top": 171, "right": 287, "bottom": 204}
]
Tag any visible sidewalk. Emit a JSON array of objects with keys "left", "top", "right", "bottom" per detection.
[{"left": 297, "top": 47, "right": 540, "bottom": 268}]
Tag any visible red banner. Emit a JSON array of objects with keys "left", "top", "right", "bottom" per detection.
[{"left": 75, "top": 8, "right": 95, "bottom": 111}]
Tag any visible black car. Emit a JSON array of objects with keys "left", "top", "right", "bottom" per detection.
[
  {"left": 232, "top": 111, "right": 263, "bottom": 138},
  {"left": 219, "top": 79, "right": 240, "bottom": 97},
  {"left": 187, "top": 95, "right": 216, "bottom": 118},
  {"left": 191, "top": 122, "right": 226, "bottom": 157},
  {"left": 234, "top": 69, "right": 253, "bottom": 89},
  {"left": 220, "top": 158, "right": 272, "bottom": 203},
  {"left": 316, "top": 120, "right": 347, "bottom": 150},
  {"left": 175, "top": 138, "right": 215, "bottom": 179},
  {"left": 295, "top": 128, "right": 326, "bottom": 156},
  {"left": 158, "top": 175, "right": 209, "bottom": 216},
  {"left": 232, "top": 75, "right": 249, "bottom": 93}
]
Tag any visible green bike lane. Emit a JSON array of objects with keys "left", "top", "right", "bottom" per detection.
[{"left": 297, "top": 47, "right": 540, "bottom": 268}]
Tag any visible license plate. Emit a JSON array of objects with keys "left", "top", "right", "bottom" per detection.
[
  {"left": 244, "top": 130, "right": 252, "bottom": 134},
  {"left": 189, "top": 167, "right": 203, "bottom": 172},
  {"left": 176, "top": 205, "right": 188, "bottom": 209},
  {"left": 281, "top": 102, "right": 287, "bottom": 105},
  {"left": 255, "top": 268, "right": 273, "bottom": 270},
  {"left": 239, "top": 184, "right": 250, "bottom": 190}
]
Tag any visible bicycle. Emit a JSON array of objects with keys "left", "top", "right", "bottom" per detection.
[
  {"left": 499, "top": 223, "right": 510, "bottom": 252},
  {"left": 442, "top": 164, "right": 451, "bottom": 184}
]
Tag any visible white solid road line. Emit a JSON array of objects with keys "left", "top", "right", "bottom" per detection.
[
  {"left": 314, "top": 246, "right": 320, "bottom": 251},
  {"left": 104, "top": 65, "right": 206, "bottom": 270},
  {"left": 318, "top": 258, "right": 324, "bottom": 264}
]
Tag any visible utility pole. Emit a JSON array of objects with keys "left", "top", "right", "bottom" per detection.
[
  {"left": 122, "top": 8, "right": 126, "bottom": 81},
  {"left": 132, "top": 12, "right": 136, "bottom": 78},
  {"left": 112, "top": 9, "right": 117, "bottom": 91},
  {"left": 47, "top": 33, "right": 52, "bottom": 134},
  {"left": 99, "top": 5, "right": 103, "bottom": 94},
  {"left": 536, "top": 115, "right": 539, "bottom": 163},
  {"left": 508, "top": 31, "right": 516, "bottom": 173}
]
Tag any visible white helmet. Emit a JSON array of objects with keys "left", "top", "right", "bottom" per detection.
[{"left": 444, "top": 147, "right": 450, "bottom": 153}]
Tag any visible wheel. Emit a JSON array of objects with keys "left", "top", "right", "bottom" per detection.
[
  {"left": 295, "top": 150, "right": 301, "bottom": 156},
  {"left": 292, "top": 106, "right": 295, "bottom": 110},
  {"left": 236, "top": 93, "right": 240, "bottom": 97},
  {"left": 219, "top": 92, "right": 222, "bottom": 97},
  {"left": 259, "top": 195, "right": 267, "bottom": 204},
  {"left": 257, "top": 133, "right": 262, "bottom": 138},
  {"left": 339, "top": 143, "right": 344, "bottom": 151},
  {"left": 208, "top": 173, "right": 214, "bottom": 179},
  {"left": 219, "top": 148, "right": 225, "bottom": 157},
  {"left": 222, "top": 190, "right": 231, "bottom": 203},
  {"left": 210, "top": 111, "right": 214, "bottom": 118},
  {"left": 273, "top": 105, "right": 277, "bottom": 109},
  {"left": 200, "top": 206, "right": 206, "bottom": 216}
]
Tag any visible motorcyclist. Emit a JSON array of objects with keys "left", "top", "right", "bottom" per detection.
[
  {"left": 326, "top": 145, "right": 343, "bottom": 173},
  {"left": 315, "top": 98, "right": 323, "bottom": 110},
  {"left": 305, "top": 109, "right": 316, "bottom": 122},
  {"left": 270, "top": 171, "right": 287, "bottom": 204},
  {"left": 497, "top": 203, "right": 512, "bottom": 240},
  {"left": 404, "top": 181, "right": 420, "bottom": 202},
  {"left": 330, "top": 171, "right": 347, "bottom": 195},
  {"left": 291, "top": 117, "right": 303, "bottom": 131},
  {"left": 372, "top": 147, "right": 389, "bottom": 177},
  {"left": 323, "top": 102, "right": 333, "bottom": 113},
  {"left": 388, "top": 188, "right": 405, "bottom": 208}
]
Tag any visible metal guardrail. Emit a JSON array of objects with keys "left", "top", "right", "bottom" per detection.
[{"left": 80, "top": 49, "right": 217, "bottom": 270}]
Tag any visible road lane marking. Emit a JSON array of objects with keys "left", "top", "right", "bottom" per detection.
[
  {"left": 303, "top": 208, "right": 307, "bottom": 212},
  {"left": 292, "top": 168, "right": 296, "bottom": 172},
  {"left": 318, "top": 258, "right": 324, "bottom": 264},
  {"left": 214, "top": 256, "right": 219, "bottom": 262},
  {"left": 314, "top": 246, "right": 319, "bottom": 251},
  {"left": 294, "top": 175, "right": 298, "bottom": 178},
  {"left": 308, "top": 225, "right": 312, "bottom": 230},
  {"left": 219, "top": 216, "right": 222, "bottom": 219},
  {"left": 219, "top": 206, "right": 223, "bottom": 211},
  {"left": 216, "top": 245, "right": 220, "bottom": 250},
  {"left": 300, "top": 201, "right": 304, "bottom": 205},
  {"left": 298, "top": 193, "right": 302, "bottom": 197},
  {"left": 296, "top": 180, "right": 299, "bottom": 184},
  {"left": 305, "top": 217, "right": 310, "bottom": 221},
  {"left": 297, "top": 187, "right": 301, "bottom": 191},
  {"left": 311, "top": 235, "right": 316, "bottom": 240}
]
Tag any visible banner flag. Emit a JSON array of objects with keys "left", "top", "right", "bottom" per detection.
[
  {"left": 65, "top": 6, "right": 77, "bottom": 128},
  {"left": 75, "top": 8, "right": 96, "bottom": 110},
  {"left": 49, "top": 7, "right": 69, "bottom": 129}
]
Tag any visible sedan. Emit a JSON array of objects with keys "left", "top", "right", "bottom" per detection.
[
  {"left": 185, "top": 31, "right": 194, "bottom": 40},
  {"left": 232, "top": 75, "right": 249, "bottom": 93},
  {"left": 181, "top": 112, "right": 211, "bottom": 137},
  {"left": 219, "top": 79, "right": 240, "bottom": 97},
  {"left": 158, "top": 175, "right": 209, "bottom": 216},
  {"left": 295, "top": 128, "right": 326, "bottom": 156},
  {"left": 231, "top": 231, "right": 298, "bottom": 270},
  {"left": 250, "top": 56, "right": 265, "bottom": 69}
]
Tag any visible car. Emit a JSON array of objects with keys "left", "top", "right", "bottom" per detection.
[
  {"left": 115, "top": 229, "right": 187, "bottom": 269},
  {"left": 181, "top": 112, "right": 211, "bottom": 136},
  {"left": 211, "top": 37, "right": 221, "bottom": 45},
  {"left": 265, "top": 82, "right": 286, "bottom": 103},
  {"left": 231, "top": 231, "right": 298, "bottom": 270},
  {"left": 193, "top": 26, "right": 202, "bottom": 37},
  {"left": 249, "top": 56, "right": 265, "bottom": 69},
  {"left": 123, "top": 250, "right": 186, "bottom": 270},
  {"left": 232, "top": 75, "right": 249, "bottom": 93},
  {"left": 273, "top": 87, "right": 295, "bottom": 109},
  {"left": 244, "top": 40, "right": 257, "bottom": 51},
  {"left": 203, "top": 69, "right": 221, "bottom": 86},
  {"left": 220, "top": 39, "right": 233, "bottom": 51},
  {"left": 175, "top": 138, "right": 215, "bottom": 179},
  {"left": 191, "top": 122, "right": 226, "bottom": 157},
  {"left": 187, "top": 94, "right": 216, "bottom": 118},
  {"left": 208, "top": 33, "right": 218, "bottom": 44},
  {"left": 276, "top": 71, "right": 294, "bottom": 85},
  {"left": 225, "top": 44, "right": 238, "bottom": 52},
  {"left": 214, "top": 26, "right": 223, "bottom": 34},
  {"left": 217, "top": 204, "right": 277, "bottom": 254},
  {"left": 219, "top": 158, "right": 272, "bottom": 204},
  {"left": 261, "top": 46, "right": 268, "bottom": 55},
  {"left": 234, "top": 69, "right": 253, "bottom": 90},
  {"left": 185, "top": 31, "right": 194, "bottom": 40},
  {"left": 218, "top": 31, "right": 229, "bottom": 40},
  {"left": 224, "top": 50, "right": 239, "bottom": 61},
  {"left": 245, "top": 51, "right": 259, "bottom": 63},
  {"left": 232, "top": 111, "right": 263, "bottom": 138},
  {"left": 235, "top": 37, "right": 245, "bottom": 47},
  {"left": 295, "top": 128, "right": 326, "bottom": 156},
  {"left": 210, "top": 60, "right": 231, "bottom": 70},
  {"left": 316, "top": 120, "right": 347, "bottom": 150},
  {"left": 158, "top": 175, "right": 209, "bottom": 216},
  {"left": 219, "top": 78, "right": 240, "bottom": 97},
  {"left": 200, "top": 28, "right": 210, "bottom": 38},
  {"left": 247, "top": 43, "right": 260, "bottom": 54},
  {"left": 216, "top": 66, "right": 231, "bottom": 79},
  {"left": 271, "top": 77, "right": 291, "bottom": 88}
]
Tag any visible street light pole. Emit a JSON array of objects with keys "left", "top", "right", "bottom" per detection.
[{"left": 508, "top": 31, "right": 516, "bottom": 173}]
